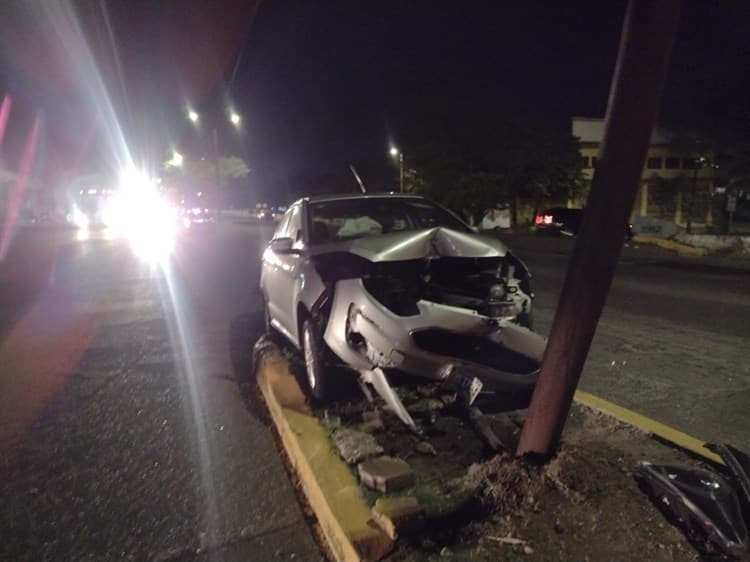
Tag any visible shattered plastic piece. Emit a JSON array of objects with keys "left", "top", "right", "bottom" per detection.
[
  {"left": 706, "top": 443, "right": 750, "bottom": 522},
  {"left": 466, "top": 407, "right": 505, "bottom": 452},
  {"left": 361, "top": 368, "right": 421, "bottom": 434},
  {"left": 636, "top": 461, "right": 749, "bottom": 557}
]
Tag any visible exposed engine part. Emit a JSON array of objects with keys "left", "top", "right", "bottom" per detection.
[{"left": 358, "top": 255, "right": 533, "bottom": 323}]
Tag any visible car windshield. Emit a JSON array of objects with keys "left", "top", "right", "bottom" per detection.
[{"left": 308, "top": 198, "right": 469, "bottom": 243}]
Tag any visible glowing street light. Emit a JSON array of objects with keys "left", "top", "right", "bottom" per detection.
[
  {"left": 229, "top": 112, "right": 241, "bottom": 126},
  {"left": 188, "top": 110, "right": 199, "bottom": 123},
  {"left": 168, "top": 150, "right": 184, "bottom": 168},
  {"left": 389, "top": 146, "right": 404, "bottom": 192}
]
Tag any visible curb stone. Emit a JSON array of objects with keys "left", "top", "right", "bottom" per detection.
[
  {"left": 256, "top": 351, "right": 393, "bottom": 562},
  {"left": 633, "top": 235, "right": 709, "bottom": 257}
]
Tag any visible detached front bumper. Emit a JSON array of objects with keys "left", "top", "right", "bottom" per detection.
[{"left": 323, "top": 278, "right": 547, "bottom": 391}]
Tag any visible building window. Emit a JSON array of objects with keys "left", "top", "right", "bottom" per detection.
[
  {"left": 591, "top": 156, "right": 597, "bottom": 168},
  {"left": 665, "top": 157, "right": 680, "bottom": 169},
  {"left": 581, "top": 156, "right": 590, "bottom": 168},
  {"left": 647, "top": 157, "right": 662, "bottom": 169},
  {"left": 682, "top": 158, "right": 698, "bottom": 169}
]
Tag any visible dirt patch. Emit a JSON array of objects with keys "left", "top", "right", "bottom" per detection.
[
  {"left": 389, "top": 405, "right": 708, "bottom": 562},
  {"left": 293, "top": 360, "right": 717, "bottom": 562}
]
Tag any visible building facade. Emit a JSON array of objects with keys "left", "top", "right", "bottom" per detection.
[{"left": 572, "top": 117, "right": 717, "bottom": 228}]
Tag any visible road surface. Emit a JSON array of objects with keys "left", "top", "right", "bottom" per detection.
[
  {"left": 0, "top": 223, "right": 320, "bottom": 562},
  {"left": 505, "top": 233, "right": 749, "bottom": 450},
  {"left": 0, "top": 223, "right": 747, "bottom": 560}
]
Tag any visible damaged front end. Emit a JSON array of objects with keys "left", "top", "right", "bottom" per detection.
[{"left": 309, "top": 228, "right": 547, "bottom": 433}]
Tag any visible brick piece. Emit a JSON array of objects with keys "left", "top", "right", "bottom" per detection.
[
  {"left": 370, "top": 496, "right": 424, "bottom": 540},
  {"left": 332, "top": 427, "right": 384, "bottom": 464},
  {"left": 358, "top": 456, "right": 414, "bottom": 493}
]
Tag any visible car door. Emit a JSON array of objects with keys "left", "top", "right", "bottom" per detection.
[
  {"left": 263, "top": 210, "right": 291, "bottom": 329},
  {"left": 266, "top": 204, "right": 304, "bottom": 343}
]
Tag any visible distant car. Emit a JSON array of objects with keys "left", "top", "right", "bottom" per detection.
[
  {"left": 181, "top": 207, "right": 215, "bottom": 230},
  {"left": 260, "top": 193, "right": 546, "bottom": 432},
  {"left": 534, "top": 207, "right": 633, "bottom": 239},
  {"left": 256, "top": 207, "right": 275, "bottom": 222}
]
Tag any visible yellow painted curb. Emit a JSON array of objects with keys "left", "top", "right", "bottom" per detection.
[
  {"left": 574, "top": 390, "right": 723, "bottom": 465},
  {"left": 257, "top": 353, "right": 393, "bottom": 562},
  {"left": 633, "top": 235, "right": 708, "bottom": 257}
]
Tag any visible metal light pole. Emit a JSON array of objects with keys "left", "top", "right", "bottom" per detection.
[
  {"left": 390, "top": 146, "right": 404, "bottom": 192},
  {"left": 516, "top": 0, "right": 681, "bottom": 459}
]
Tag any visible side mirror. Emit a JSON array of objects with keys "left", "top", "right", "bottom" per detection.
[{"left": 269, "top": 237, "right": 294, "bottom": 253}]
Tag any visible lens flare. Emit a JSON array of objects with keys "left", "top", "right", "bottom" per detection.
[
  {"left": 70, "top": 204, "right": 90, "bottom": 229},
  {"left": 103, "top": 171, "right": 177, "bottom": 262}
]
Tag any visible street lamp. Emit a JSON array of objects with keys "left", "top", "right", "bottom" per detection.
[
  {"left": 168, "top": 150, "right": 184, "bottom": 168},
  {"left": 229, "top": 112, "right": 241, "bottom": 126},
  {"left": 390, "top": 146, "right": 404, "bottom": 193},
  {"left": 188, "top": 110, "right": 199, "bottom": 123}
]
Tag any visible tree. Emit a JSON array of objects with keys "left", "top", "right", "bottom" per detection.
[
  {"left": 163, "top": 154, "right": 250, "bottom": 190},
  {"left": 404, "top": 141, "right": 508, "bottom": 224},
  {"left": 501, "top": 128, "right": 585, "bottom": 225},
  {"left": 404, "top": 125, "right": 584, "bottom": 227}
]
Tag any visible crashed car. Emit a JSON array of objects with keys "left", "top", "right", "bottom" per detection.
[{"left": 260, "top": 194, "right": 546, "bottom": 431}]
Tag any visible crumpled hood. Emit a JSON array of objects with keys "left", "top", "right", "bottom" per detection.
[{"left": 310, "top": 227, "right": 508, "bottom": 262}]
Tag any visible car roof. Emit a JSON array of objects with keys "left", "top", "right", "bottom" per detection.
[{"left": 296, "top": 192, "right": 427, "bottom": 205}]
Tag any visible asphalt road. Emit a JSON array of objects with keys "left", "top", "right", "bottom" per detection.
[
  {"left": 1, "top": 223, "right": 748, "bottom": 561},
  {"left": 0, "top": 223, "right": 321, "bottom": 562},
  {"left": 503, "top": 233, "right": 750, "bottom": 450}
]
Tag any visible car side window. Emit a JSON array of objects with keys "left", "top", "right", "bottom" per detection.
[
  {"left": 273, "top": 211, "right": 291, "bottom": 240},
  {"left": 286, "top": 205, "right": 303, "bottom": 244}
]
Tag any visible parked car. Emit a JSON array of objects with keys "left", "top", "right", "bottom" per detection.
[
  {"left": 534, "top": 207, "right": 634, "bottom": 239},
  {"left": 260, "top": 193, "right": 546, "bottom": 431}
]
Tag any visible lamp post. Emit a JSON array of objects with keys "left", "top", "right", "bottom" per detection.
[
  {"left": 168, "top": 150, "right": 184, "bottom": 168},
  {"left": 390, "top": 146, "right": 404, "bottom": 193},
  {"left": 187, "top": 109, "right": 242, "bottom": 190}
]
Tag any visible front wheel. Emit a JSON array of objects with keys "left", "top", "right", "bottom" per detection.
[{"left": 302, "top": 319, "right": 328, "bottom": 401}]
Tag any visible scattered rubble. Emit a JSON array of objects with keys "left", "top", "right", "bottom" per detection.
[
  {"left": 408, "top": 398, "right": 445, "bottom": 416},
  {"left": 360, "top": 410, "right": 385, "bottom": 432},
  {"left": 414, "top": 441, "right": 437, "bottom": 456},
  {"left": 370, "top": 496, "right": 424, "bottom": 540},
  {"left": 485, "top": 535, "right": 527, "bottom": 546},
  {"left": 358, "top": 456, "right": 415, "bottom": 493},
  {"left": 331, "top": 427, "right": 384, "bottom": 464}
]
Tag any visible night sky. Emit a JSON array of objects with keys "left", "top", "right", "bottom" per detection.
[{"left": 0, "top": 1, "right": 748, "bottom": 200}]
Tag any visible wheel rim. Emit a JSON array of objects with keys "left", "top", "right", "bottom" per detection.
[{"left": 303, "top": 326, "right": 317, "bottom": 390}]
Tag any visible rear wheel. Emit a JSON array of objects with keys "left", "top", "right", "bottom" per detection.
[{"left": 302, "top": 319, "right": 328, "bottom": 401}]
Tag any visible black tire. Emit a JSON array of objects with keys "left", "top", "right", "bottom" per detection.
[{"left": 301, "top": 319, "right": 328, "bottom": 401}]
